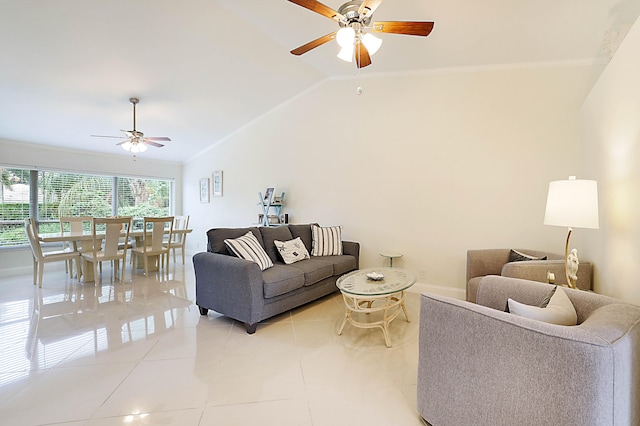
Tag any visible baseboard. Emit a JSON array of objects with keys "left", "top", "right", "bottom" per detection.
[{"left": 409, "top": 282, "right": 466, "bottom": 300}]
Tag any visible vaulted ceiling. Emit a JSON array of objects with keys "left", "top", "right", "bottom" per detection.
[{"left": 1, "top": 0, "right": 638, "bottom": 163}]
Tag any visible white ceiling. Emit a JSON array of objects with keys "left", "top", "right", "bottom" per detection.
[{"left": 1, "top": 0, "right": 638, "bottom": 163}]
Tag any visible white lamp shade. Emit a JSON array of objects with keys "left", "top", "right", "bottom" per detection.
[
  {"left": 337, "top": 44, "right": 354, "bottom": 62},
  {"left": 544, "top": 178, "right": 599, "bottom": 229},
  {"left": 361, "top": 33, "right": 382, "bottom": 55},
  {"left": 336, "top": 27, "right": 355, "bottom": 48},
  {"left": 121, "top": 141, "right": 132, "bottom": 151}
]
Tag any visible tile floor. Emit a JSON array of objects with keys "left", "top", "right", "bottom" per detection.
[{"left": 0, "top": 256, "right": 428, "bottom": 425}]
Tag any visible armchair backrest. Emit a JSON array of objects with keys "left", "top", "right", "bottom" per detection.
[{"left": 476, "top": 275, "right": 626, "bottom": 324}]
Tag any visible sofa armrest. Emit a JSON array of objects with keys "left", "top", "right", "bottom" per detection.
[
  {"left": 502, "top": 259, "right": 592, "bottom": 290},
  {"left": 342, "top": 241, "right": 360, "bottom": 269},
  {"left": 466, "top": 249, "right": 511, "bottom": 281},
  {"left": 418, "top": 293, "right": 630, "bottom": 425},
  {"left": 192, "top": 251, "right": 264, "bottom": 324}
]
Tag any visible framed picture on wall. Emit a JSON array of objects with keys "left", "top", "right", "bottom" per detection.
[
  {"left": 212, "top": 170, "right": 223, "bottom": 197},
  {"left": 263, "top": 187, "right": 274, "bottom": 204},
  {"left": 200, "top": 178, "right": 210, "bottom": 203}
]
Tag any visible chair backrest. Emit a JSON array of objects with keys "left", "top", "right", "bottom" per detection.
[
  {"left": 92, "top": 217, "right": 132, "bottom": 257},
  {"left": 171, "top": 215, "right": 189, "bottom": 243},
  {"left": 59, "top": 216, "right": 93, "bottom": 233},
  {"left": 144, "top": 216, "right": 174, "bottom": 251},
  {"left": 24, "top": 218, "right": 43, "bottom": 260},
  {"left": 60, "top": 216, "right": 94, "bottom": 251}
]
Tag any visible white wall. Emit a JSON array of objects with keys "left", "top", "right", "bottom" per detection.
[
  {"left": 581, "top": 20, "right": 640, "bottom": 304},
  {"left": 184, "top": 63, "right": 603, "bottom": 290},
  {"left": 0, "top": 138, "right": 183, "bottom": 276}
]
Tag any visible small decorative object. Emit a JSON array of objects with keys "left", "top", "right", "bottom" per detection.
[
  {"left": 546, "top": 271, "right": 555, "bottom": 284},
  {"left": 200, "top": 178, "right": 210, "bottom": 203},
  {"left": 567, "top": 249, "right": 579, "bottom": 281},
  {"left": 258, "top": 214, "right": 264, "bottom": 224},
  {"left": 263, "top": 187, "right": 274, "bottom": 204},
  {"left": 366, "top": 272, "right": 385, "bottom": 281},
  {"left": 212, "top": 170, "right": 223, "bottom": 197}
]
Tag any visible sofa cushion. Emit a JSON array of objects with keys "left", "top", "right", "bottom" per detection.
[
  {"left": 322, "top": 255, "right": 357, "bottom": 276},
  {"left": 208, "top": 227, "right": 264, "bottom": 255},
  {"left": 262, "top": 264, "right": 305, "bottom": 298},
  {"left": 508, "top": 286, "right": 577, "bottom": 325},
  {"left": 274, "top": 237, "right": 310, "bottom": 264},
  {"left": 260, "top": 226, "right": 294, "bottom": 263},
  {"left": 311, "top": 225, "right": 343, "bottom": 256},
  {"left": 224, "top": 231, "right": 273, "bottom": 271},
  {"left": 288, "top": 257, "right": 334, "bottom": 286},
  {"left": 289, "top": 224, "right": 316, "bottom": 253}
]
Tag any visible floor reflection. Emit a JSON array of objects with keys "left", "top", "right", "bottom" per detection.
[{"left": 0, "top": 263, "right": 192, "bottom": 387}]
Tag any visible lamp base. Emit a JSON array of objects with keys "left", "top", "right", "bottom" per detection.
[{"left": 564, "top": 228, "right": 578, "bottom": 289}]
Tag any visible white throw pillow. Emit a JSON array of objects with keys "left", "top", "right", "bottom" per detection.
[
  {"left": 274, "top": 237, "right": 310, "bottom": 264},
  {"left": 508, "top": 286, "right": 577, "bottom": 326},
  {"left": 311, "top": 225, "right": 343, "bottom": 256},
  {"left": 224, "top": 231, "right": 273, "bottom": 271}
]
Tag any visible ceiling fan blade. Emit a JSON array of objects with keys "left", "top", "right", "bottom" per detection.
[
  {"left": 287, "top": 0, "right": 345, "bottom": 22},
  {"left": 358, "top": 0, "right": 384, "bottom": 17},
  {"left": 355, "top": 42, "right": 372, "bottom": 69},
  {"left": 91, "top": 134, "right": 125, "bottom": 139},
  {"left": 372, "top": 21, "right": 435, "bottom": 37},
  {"left": 145, "top": 137, "right": 171, "bottom": 141},
  {"left": 142, "top": 140, "right": 164, "bottom": 148},
  {"left": 115, "top": 140, "right": 131, "bottom": 146},
  {"left": 291, "top": 31, "right": 337, "bottom": 55}
]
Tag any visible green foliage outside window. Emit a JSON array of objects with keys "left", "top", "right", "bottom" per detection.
[{"left": 0, "top": 167, "right": 172, "bottom": 247}]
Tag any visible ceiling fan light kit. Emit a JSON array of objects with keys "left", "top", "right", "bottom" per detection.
[
  {"left": 91, "top": 97, "right": 170, "bottom": 155},
  {"left": 288, "top": 0, "right": 434, "bottom": 68}
]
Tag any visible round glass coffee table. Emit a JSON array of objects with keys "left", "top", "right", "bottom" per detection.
[{"left": 336, "top": 267, "right": 416, "bottom": 348}]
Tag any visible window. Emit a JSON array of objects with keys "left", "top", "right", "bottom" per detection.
[
  {"left": 0, "top": 167, "right": 173, "bottom": 248},
  {"left": 0, "top": 168, "right": 31, "bottom": 247}
]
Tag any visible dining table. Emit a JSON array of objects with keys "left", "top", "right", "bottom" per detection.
[{"left": 38, "top": 228, "right": 192, "bottom": 282}]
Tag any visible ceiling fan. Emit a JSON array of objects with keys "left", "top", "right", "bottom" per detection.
[
  {"left": 288, "top": 0, "right": 434, "bottom": 68},
  {"left": 91, "top": 97, "right": 171, "bottom": 154}
]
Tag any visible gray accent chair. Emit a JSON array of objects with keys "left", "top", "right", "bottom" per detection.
[
  {"left": 193, "top": 224, "right": 359, "bottom": 333},
  {"left": 418, "top": 276, "right": 640, "bottom": 426},
  {"left": 467, "top": 248, "right": 592, "bottom": 302}
]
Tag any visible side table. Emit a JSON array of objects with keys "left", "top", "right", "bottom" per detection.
[
  {"left": 336, "top": 267, "right": 416, "bottom": 347},
  {"left": 380, "top": 252, "right": 402, "bottom": 267}
]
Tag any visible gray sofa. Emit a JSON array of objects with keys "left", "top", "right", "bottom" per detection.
[
  {"left": 193, "top": 224, "right": 359, "bottom": 333},
  {"left": 467, "top": 248, "right": 593, "bottom": 302},
  {"left": 418, "top": 275, "right": 640, "bottom": 426}
]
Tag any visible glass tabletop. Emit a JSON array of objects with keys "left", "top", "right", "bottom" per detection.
[{"left": 337, "top": 267, "right": 417, "bottom": 296}]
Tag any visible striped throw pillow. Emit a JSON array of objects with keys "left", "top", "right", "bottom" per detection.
[
  {"left": 224, "top": 231, "right": 273, "bottom": 270},
  {"left": 311, "top": 225, "right": 343, "bottom": 256}
]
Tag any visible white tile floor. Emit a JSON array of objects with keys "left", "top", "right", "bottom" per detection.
[{"left": 0, "top": 256, "right": 428, "bottom": 425}]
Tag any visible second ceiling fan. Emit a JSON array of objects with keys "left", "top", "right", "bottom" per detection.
[
  {"left": 91, "top": 97, "right": 171, "bottom": 154},
  {"left": 288, "top": 0, "right": 434, "bottom": 68}
]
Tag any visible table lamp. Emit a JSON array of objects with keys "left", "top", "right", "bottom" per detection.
[{"left": 544, "top": 176, "right": 599, "bottom": 288}]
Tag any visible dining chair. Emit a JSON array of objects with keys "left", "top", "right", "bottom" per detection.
[
  {"left": 132, "top": 216, "right": 174, "bottom": 277},
  {"left": 24, "top": 218, "right": 82, "bottom": 288},
  {"left": 165, "top": 215, "right": 189, "bottom": 264},
  {"left": 82, "top": 216, "right": 132, "bottom": 284},
  {"left": 59, "top": 216, "right": 93, "bottom": 278}
]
